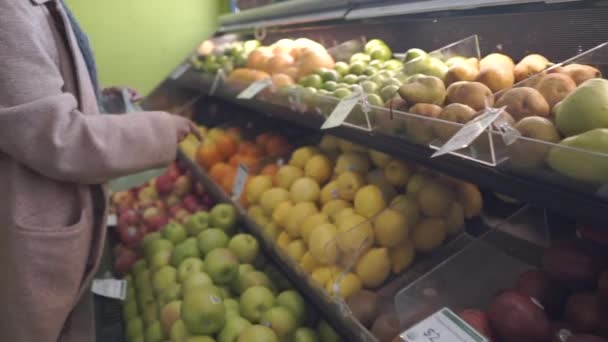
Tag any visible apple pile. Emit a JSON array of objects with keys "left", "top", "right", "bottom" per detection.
[
  {"left": 242, "top": 134, "right": 483, "bottom": 300},
  {"left": 122, "top": 202, "right": 342, "bottom": 342},
  {"left": 111, "top": 162, "right": 215, "bottom": 275},
  {"left": 450, "top": 237, "right": 608, "bottom": 342}
]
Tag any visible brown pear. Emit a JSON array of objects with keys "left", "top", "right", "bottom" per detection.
[
  {"left": 446, "top": 81, "right": 494, "bottom": 110},
  {"left": 398, "top": 75, "right": 446, "bottom": 105},
  {"left": 508, "top": 116, "right": 561, "bottom": 168},
  {"left": 534, "top": 73, "right": 577, "bottom": 109},
  {"left": 514, "top": 54, "right": 551, "bottom": 82},
  {"left": 562, "top": 64, "right": 602, "bottom": 85},
  {"left": 445, "top": 58, "right": 480, "bottom": 86},
  {"left": 477, "top": 66, "right": 515, "bottom": 93},
  {"left": 480, "top": 53, "right": 515, "bottom": 70},
  {"left": 434, "top": 103, "right": 477, "bottom": 141},
  {"left": 495, "top": 87, "right": 550, "bottom": 120},
  {"left": 406, "top": 103, "right": 443, "bottom": 144}
]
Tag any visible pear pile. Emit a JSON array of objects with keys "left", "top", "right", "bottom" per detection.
[{"left": 245, "top": 135, "right": 483, "bottom": 299}]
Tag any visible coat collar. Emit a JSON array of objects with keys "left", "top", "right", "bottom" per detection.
[{"left": 30, "top": 0, "right": 54, "bottom": 5}]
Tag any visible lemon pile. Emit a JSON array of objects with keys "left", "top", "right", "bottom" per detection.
[{"left": 245, "top": 135, "right": 482, "bottom": 299}]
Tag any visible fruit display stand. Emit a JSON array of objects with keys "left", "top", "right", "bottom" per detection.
[{"left": 136, "top": 1, "right": 608, "bottom": 341}]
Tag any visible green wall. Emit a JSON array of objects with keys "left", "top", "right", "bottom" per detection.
[{"left": 66, "top": 0, "right": 221, "bottom": 95}]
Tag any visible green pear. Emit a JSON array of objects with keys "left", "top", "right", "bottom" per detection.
[
  {"left": 546, "top": 128, "right": 608, "bottom": 183},
  {"left": 555, "top": 78, "right": 608, "bottom": 137},
  {"left": 398, "top": 75, "right": 446, "bottom": 105}
]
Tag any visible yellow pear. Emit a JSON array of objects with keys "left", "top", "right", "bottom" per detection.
[
  {"left": 336, "top": 214, "right": 375, "bottom": 255},
  {"left": 369, "top": 149, "right": 391, "bottom": 168},
  {"left": 301, "top": 213, "right": 329, "bottom": 244},
  {"left": 286, "top": 239, "right": 307, "bottom": 262},
  {"left": 384, "top": 159, "right": 413, "bottom": 186},
  {"left": 272, "top": 200, "right": 293, "bottom": 228},
  {"left": 326, "top": 272, "right": 362, "bottom": 299},
  {"left": 289, "top": 177, "right": 321, "bottom": 203},
  {"left": 277, "top": 231, "right": 293, "bottom": 250},
  {"left": 354, "top": 185, "right": 387, "bottom": 218},
  {"left": 285, "top": 202, "right": 319, "bottom": 238},
  {"left": 337, "top": 171, "right": 365, "bottom": 201},
  {"left": 416, "top": 182, "right": 455, "bottom": 217},
  {"left": 319, "top": 135, "right": 340, "bottom": 153},
  {"left": 337, "top": 139, "right": 367, "bottom": 153},
  {"left": 412, "top": 218, "right": 447, "bottom": 252},
  {"left": 332, "top": 207, "right": 356, "bottom": 226},
  {"left": 373, "top": 208, "right": 409, "bottom": 248},
  {"left": 322, "top": 199, "right": 351, "bottom": 218},
  {"left": 390, "top": 195, "right": 421, "bottom": 228},
  {"left": 309, "top": 223, "right": 338, "bottom": 265},
  {"left": 300, "top": 252, "right": 320, "bottom": 273},
  {"left": 390, "top": 240, "right": 416, "bottom": 274},
  {"left": 445, "top": 202, "right": 465, "bottom": 235},
  {"left": 289, "top": 146, "right": 319, "bottom": 169},
  {"left": 320, "top": 181, "right": 340, "bottom": 205},
  {"left": 305, "top": 154, "right": 332, "bottom": 184},
  {"left": 355, "top": 248, "right": 391, "bottom": 288},
  {"left": 246, "top": 175, "right": 273, "bottom": 205},
  {"left": 334, "top": 152, "right": 371, "bottom": 175},
  {"left": 275, "top": 165, "right": 304, "bottom": 189},
  {"left": 260, "top": 187, "right": 290, "bottom": 214}
]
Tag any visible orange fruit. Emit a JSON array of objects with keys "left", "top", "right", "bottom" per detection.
[
  {"left": 209, "top": 163, "right": 231, "bottom": 183},
  {"left": 216, "top": 134, "right": 238, "bottom": 159},
  {"left": 256, "top": 133, "right": 273, "bottom": 151},
  {"left": 221, "top": 168, "right": 237, "bottom": 194},
  {"left": 196, "top": 143, "right": 222, "bottom": 170},
  {"left": 238, "top": 142, "right": 263, "bottom": 158},
  {"left": 266, "top": 135, "right": 290, "bottom": 158},
  {"left": 226, "top": 127, "right": 243, "bottom": 142},
  {"left": 261, "top": 164, "right": 279, "bottom": 177}
]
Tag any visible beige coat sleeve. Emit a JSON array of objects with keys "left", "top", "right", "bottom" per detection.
[{"left": 0, "top": 1, "right": 178, "bottom": 184}]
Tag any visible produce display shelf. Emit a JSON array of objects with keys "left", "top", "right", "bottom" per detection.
[{"left": 170, "top": 72, "right": 608, "bottom": 226}]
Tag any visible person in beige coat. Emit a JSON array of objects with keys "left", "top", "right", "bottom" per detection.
[{"left": 0, "top": 1, "right": 200, "bottom": 341}]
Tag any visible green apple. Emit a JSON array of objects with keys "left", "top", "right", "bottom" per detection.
[
  {"left": 142, "top": 300, "right": 159, "bottom": 325},
  {"left": 318, "top": 68, "right": 339, "bottom": 82},
  {"left": 142, "top": 232, "right": 162, "bottom": 255},
  {"left": 171, "top": 238, "right": 200, "bottom": 267},
  {"left": 323, "top": 81, "right": 338, "bottom": 92},
  {"left": 403, "top": 48, "right": 428, "bottom": 62},
  {"left": 365, "top": 39, "right": 387, "bottom": 54},
  {"left": 160, "top": 300, "right": 182, "bottom": 336},
  {"left": 218, "top": 285, "right": 233, "bottom": 299},
  {"left": 218, "top": 316, "right": 252, "bottom": 342},
  {"left": 380, "top": 84, "right": 400, "bottom": 102},
  {"left": 228, "top": 234, "right": 259, "bottom": 263},
  {"left": 342, "top": 74, "right": 358, "bottom": 85},
  {"left": 367, "top": 93, "right": 384, "bottom": 107},
  {"left": 185, "top": 211, "right": 210, "bottom": 237},
  {"left": 123, "top": 298, "right": 139, "bottom": 321},
  {"left": 136, "top": 286, "right": 155, "bottom": 311},
  {"left": 126, "top": 317, "right": 144, "bottom": 341},
  {"left": 277, "top": 290, "right": 307, "bottom": 325},
  {"left": 197, "top": 228, "right": 229, "bottom": 255},
  {"left": 334, "top": 62, "right": 350, "bottom": 76},
  {"left": 162, "top": 222, "right": 188, "bottom": 245},
  {"left": 146, "top": 239, "right": 174, "bottom": 263},
  {"left": 384, "top": 59, "right": 403, "bottom": 71},
  {"left": 333, "top": 88, "right": 352, "bottom": 99},
  {"left": 152, "top": 266, "right": 178, "bottom": 294},
  {"left": 350, "top": 53, "right": 371, "bottom": 64},
  {"left": 131, "top": 259, "right": 149, "bottom": 276},
  {"left": 299, "top": 74, "right": 324, "bottom": 89},
  {"left": 158, "top": 283, "right": 182, "bottom": 308},
  {"left": 237, "top": 271, "right": 273, "bottom": 294},
  {"left": 239, "top": 286, "right": 275, "bottom": 323},
  {"left": 150, "top": 249, "right": 172, "bottom": 271},
  {"left": 145, "top": 320, "right": 164, "bottom": 342},
  {"left": 261, "top": 306, "right": 297, "bottom": 339},
  {"left": 178, "top": 257, "right": 205, "bottom": 283},
  {"left": 205, "top": 248, "right": 239, "bottom": 285},
  {"left": 363, "top": 66, "right": 377, "bottom": 76},
  {"left": 182, "top": 272, "right": 213, "bottom": 294},
  {"left": 368, "top": 59, "right": 384, "bottom": 68},
  {"left": 369, "top": 45, "right": 392, "bottom": 61},
  {"left": 349, "top": 61, "right": 367, "bottom": 75},
  {"left": 182, "top": 286, "right": 226, "bottom": 335},
  {"left": 317, "top": 320, "right": 340, "bottom": 342},
  {"left": 237, "top": 325, "right": 279, "bottom": 342},
  {"left": 230, "top": 264, "right": 255, "bottom": 294},
  {"left": 360, "top": 80, "right": 379, "bottom": 94},
  {"left": 223, "top": 298, "right": 240, "bottom": 319},
  {"left": 135, "top": 269, "right": 152, "bottom": 290},
  {"left": 170, "top": 320, "right": 190, "bottom": 342},
  {"left": 294, "top": 327, "right": 320, "bottom": 342},
  {"left": 210, "top": 204, "right": 237, "bottom": 232},
  {"left": 186, "top": 336, "right": 215, "bottom": 342}
]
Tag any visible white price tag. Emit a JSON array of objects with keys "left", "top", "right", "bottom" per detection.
[
  {"left": 231, "top": 164, "right": 249, "bottom": 201},
  {"left": 401, "top": 308, "right": 487, "bottom": 342},
  {"left": 106, "top": 214, "right": 117, "bottom": 226},
  {"left": 237, "top": 78, "right": 272, "bottom": 99},
  {"left": 320, "top": 93, "right": 361, "bottom": 130},
  {"left": 431, "top": 107, "right": 506, "bottom": 158},
  {"left": 209, "top": 69, "right": 226, "bottom": 96},
  {"left": 92, "top": 279, "right": 127, "bottom": 300},
  {"left": 170, "top": 64, "right": 189, "bottom": 80}
]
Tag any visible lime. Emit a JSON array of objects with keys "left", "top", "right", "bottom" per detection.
[
  {"left": 349, "top": 61, "right": 367, "bottom": 75},
  {"left": 350, "top": 53, "right": 371, "bottom": 64},
  {"left": 360, "top": 80, "right": 379, "bottom": 94},
  {"left": 334, "top": 61, "right": 350, "bottom": 76},
  {"left": 370, "top": 46, "right": 392, "bottom": 61},
  {"left": 333, "top": 88, "right": 352, "bottom": 99},
  {"left": 384, "top": 59, "right": 404, "bottom": 71},
  {"left": 365, "top": 39, "right": 388, "bottom": 54},
  {"left": 323, "top": 81, "right": 338, "bottom": 92},
  {"left": 343, "top": 74, "right": 359, "bottom": 84},
  {"left": 379, "top": 84, "right": 400, "bottom": 102},
  {"left": 366, "top": 93, "right": 384, "bottom": 107},
  {"left": 403, "top": 48, "right": 427, "bottom": 62},
  {"left": 319, "top": 69, "right": 339, "bottom": 82},
  {"left": 363, "top": 66, "right": 377, "bottom": 76}
]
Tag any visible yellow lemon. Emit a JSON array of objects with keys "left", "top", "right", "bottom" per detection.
[
  {"left": 354, "top": 185, "right": 387, "bottom": 218},
  {"left": 299, "top": 252, "right": 320, "bottom": 273},
  {"left": 277, "top": 231, "right": 293, "bottom": 250},
  {"left": 308, "top": 223, "right": 338, "bottom": 265},
  {"left": 272, "top": 200, "right": 293, "bottom": 228},
  {"left": 286, "top": 239, "right": 307, "bottom": 262},
  {"left": 260, "top": 187, "right": 290, "bottom": 214},
  {"left": 289, "top": 146, "right": 319, "bottom": 169},
  {"left": 320, "top": 181, "right": 340, "bottom": 205},
  {"left": 300, "top": 213, "right": 329, "bottom": 244},
  {"left": 355, "top": 248, "right": 391, "bottom": 288},
  {"left": 336, "top": 171, "right": 365, "bottom": 201},
  {"left": 325, "top": 272, "right": 362, "bottom": 299},
  {"left": 305, "top": 154, "right": 333, "bottom": 184},
  {"left": 390, "top": 240, "right": 416, "bottom": 274},
  {"left": 289, "top": 177, "right": 321, "bottom": 203},
  {"left": 285, "top": 202, "right": 319, "bottom": 238},
  {"left": 322, "top": 199, "right": 350, "bottom": 219},
  {"left": 373, "top": 208, "right": 409, "bottom": 248},
  {"left": 412, "top": 218, "right": 447, "bottom": 252},
  {"left": 336, "top": 214, "right": 374, "bottom": 255}
]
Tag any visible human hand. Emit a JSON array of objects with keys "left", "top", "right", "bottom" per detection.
[
  {"left": 171, "top": 115, "right": 202, "bottom": 142},
  {"left": 102, "top": 86, "right": 142, "bottom": 102}
]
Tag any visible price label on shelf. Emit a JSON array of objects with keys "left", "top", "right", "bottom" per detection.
[
  {"left": 320, "top": 92, "right": 361, "bottom": 130},
  {"left": 209, "top": 69, "right": 226, "bottom": 96},
  {"left": 431, "top": 107, "right": 506, "bottom": 158},
  {"left": 237, "top": 78, "right": 272, "bottom": 99},
  {"left": 170, "top": 63, "right": 189, "bottom": 80},
  {"left": 92, "top": 279, "right": 127, "bottom": 300},
  {"left": 401, "top": 308, "right": 487, "bottom": 342},
  {"left": 106, "top": 214, "right": 117, "bottom": 227},
  {"left": 231, "top": 163, "right": 249, "bottom": 201}
]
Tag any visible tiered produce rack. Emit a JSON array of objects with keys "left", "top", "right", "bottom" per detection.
[{"left": 126, "top": 1, "right": 608, "bottom": 341}]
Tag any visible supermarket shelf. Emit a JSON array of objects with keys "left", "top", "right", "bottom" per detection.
[
  {"left": 171, "top": 72, "right": 608, "bottom": 226},
  {"left": 176, "top": 150, "right": 373, "bottom": 342}
]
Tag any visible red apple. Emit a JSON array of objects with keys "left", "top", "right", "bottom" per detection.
[
  {"left": 138, "top": 185, "right": 159, "bottom": 207},
  {"left": 155, "top": 174, "right": 175, "bottom": 196},
  {"left": 118, "top": 209, "right": 140, "bottom": 230},
  {"left": 117, "top": 225, "right": 145, "bottom": 248},
  {"left": 172, "top": 175, "right": 192, "bottom": 198},
  {"left": 112, "top": 190, "right": 136, "bottom": 212},
  {"left": 174, "top": 209, "right": 191, "bottom": 223},
  {"left": 114, "top": 247, "right": 138, "bottom": 276},
  {"left": 167, "top": 163, "right": 181, "bottom": 179},
  {"left": 146, "top": 215, "right": 169, "bottom": 233},
  {"left": 169, "top": 204, "right": 184, "bottom": 218},
  {"left": 182, "top": 195, "right": 199, "bottom": 213}
]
